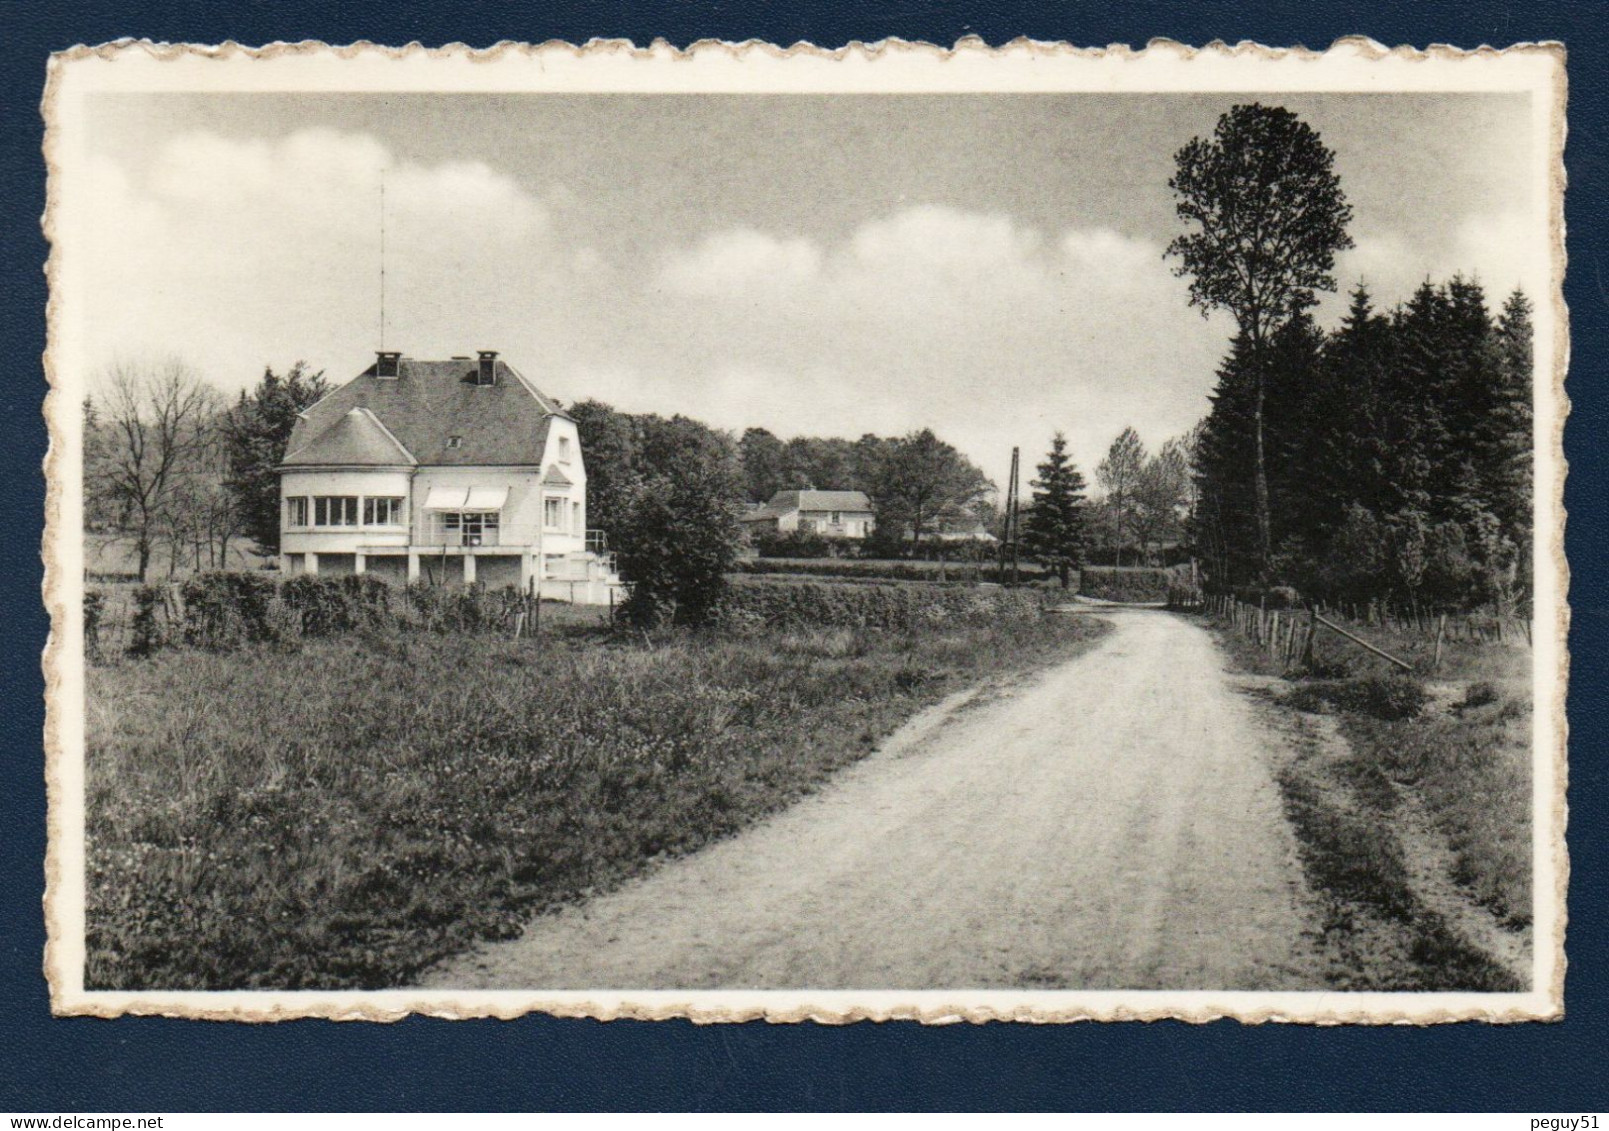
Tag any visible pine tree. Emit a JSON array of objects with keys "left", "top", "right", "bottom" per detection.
[
  {"left": 1487, "top": 289, "right": 1534, "bottom": 539},
  {"left": 1192, "top": 334, "right": 1260, "bottom": 587},
  {"left": 1021, "top": 432, "right": 1088, "bottom": 588},
  {"left": 221, "top": 362, "right": 329, "bottom": 557}
]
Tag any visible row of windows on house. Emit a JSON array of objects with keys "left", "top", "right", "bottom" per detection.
[
  {"left": 285, "top": 496, "right": 581, "bottom": 535},
  {"left": 286, "top": 496, "right": 404, "bottom": 527}
]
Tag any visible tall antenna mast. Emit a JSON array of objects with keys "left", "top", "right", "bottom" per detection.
[{"left": 379, "top": 169, "right": 386, "bottom": 349}]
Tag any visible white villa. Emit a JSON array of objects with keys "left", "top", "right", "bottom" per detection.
[
  {"left": 739, "top": 489, "right": 876, "bottom": 540},
  {"left": 278, "top": 350, "right": 621, "bottom": 603}
]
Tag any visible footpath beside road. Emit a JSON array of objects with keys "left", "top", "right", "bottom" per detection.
[{"left": 425, "top": 607, "right": 1327, "bottom": 990}]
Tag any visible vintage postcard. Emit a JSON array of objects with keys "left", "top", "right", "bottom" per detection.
[{"left": 42, "top": 39, "right": 1567, "bottom": 1023}]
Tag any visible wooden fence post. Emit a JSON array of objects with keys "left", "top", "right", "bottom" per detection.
[
  {"left": 1433, "top": 613, "right": 1446, "bottom": 671},
  {"left": 1302, "top": 608, "right": 1318, "bottom": 670}
]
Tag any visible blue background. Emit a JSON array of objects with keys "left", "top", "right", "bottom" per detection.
[{"left": 2, "top": 1, "right": 1603, "bottom": 1112}]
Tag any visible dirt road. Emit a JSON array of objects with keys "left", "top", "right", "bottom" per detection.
[{"left": 425, "top": 607, "right": 1326, "bottom": 990}]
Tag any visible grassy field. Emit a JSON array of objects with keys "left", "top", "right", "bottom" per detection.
[
  {"left": 86, "top": 606, "right": 1109, "bottom": 990},
  {"left": 1209, "top": 616, "right": 1531, "bottom": 991}
]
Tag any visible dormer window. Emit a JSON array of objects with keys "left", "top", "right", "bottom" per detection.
[
  {"left": 446, "top": 435, "right": 463, "bottom": 449},
  {"left": 376, "top": 351, "right": 402, "bottom": 379},
  {"left": 476, "top": 350, "right": 498, "bottom": 386}
]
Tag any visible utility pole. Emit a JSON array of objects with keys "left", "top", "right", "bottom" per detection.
[{"left": 998, "top": 446, "right": 1020, "bottom": 586}]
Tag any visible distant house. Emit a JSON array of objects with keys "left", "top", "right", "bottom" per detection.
[
  {"left": 278, "top": 350, "right": 621, "bottom": 603},
  {"left": 912, "top": 505, "right": 999, "bottom": 546},
  {"left": 739, "top": 489, "right": 876, "bottom": 539}
]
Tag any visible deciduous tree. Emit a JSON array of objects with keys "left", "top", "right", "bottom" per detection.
[
  {"left": 1167, "top": 103, "right": 1354, "bottom": 569},
  {"left": 868, "top": 428, "right": 992, "bottom": 553},
  {"left": 92, "top": 358, "right": 221, "bottom": 582},
  {"left": 1096, "top": 426, "right": 1146, "bottom": 566}
]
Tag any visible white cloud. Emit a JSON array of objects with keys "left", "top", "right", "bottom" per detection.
[
  {"left": 71, "top": 128, "right": 552, "bottom": 392},
  {"left": 657, "top": 229, "right": 823, "bottom": 296},
  {"left": 566, "top": 205, "right": 1227, "bottom": 486},
  {"left": 848, "top": 204, "right": 1042, "bottom": 273},
  {"left": 1335, "top": 207, "right": 1546, "bottom": 312}
]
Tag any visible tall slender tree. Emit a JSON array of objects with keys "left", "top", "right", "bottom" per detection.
[
  {"left": 1096, "top": 427, "right": 1146, "bottom": 566},
  {"left": 1021, "top": 433, "right": 1088, "bottom": 588},
  {"left": 1166, "top": 103, "right": 1354, "bottom": 571}
]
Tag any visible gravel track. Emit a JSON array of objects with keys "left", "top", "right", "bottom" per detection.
[{"left": 425, "top": 608, "right": 1325, "bottom": 990}]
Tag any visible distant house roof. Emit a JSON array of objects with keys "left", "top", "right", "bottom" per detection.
[
  {"left": 282, "top": 406, "right": 416, "bottom": 467},
  {"left": 283, "top": 356, "right": 564, "bottom": 468},
  {"left": 738, "top": 506, "right": 782, "bottom": 526},
  {"left": 763, "top": 489, "right": 874, "bottom": 514}
]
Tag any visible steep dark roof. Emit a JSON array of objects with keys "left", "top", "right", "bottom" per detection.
[
  {"left": 283, "top": 407, "right": 416, "bottom": 467},
  {"left": 764, "top": 489, "right": 874, "bottom": 514},
  {"left": 283, "top": 357, "right": 563, "bottom": 468}
]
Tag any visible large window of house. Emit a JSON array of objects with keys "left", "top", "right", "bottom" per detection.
[
  {"left": 363, "top": 497, "right": 404, "bottom": 526},
  {"left": 286, "top": 497, "right": 308, "bottom": 527},
  {"left": 544, "top": 497, "right": 565, "bottom": 530},
  {"left": 313, "top": 496, "right": 359, "bottom": 526},
  {"left": 435, "top": 510, "right": 500, "bottom": 546}
]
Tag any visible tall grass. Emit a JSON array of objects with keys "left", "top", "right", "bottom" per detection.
[
  {"left": 1208, "top": 613, "right": 1532, "bottom": 986},
  {"left": 86, "top": 613, "right": 1108, "bottom": 989}
]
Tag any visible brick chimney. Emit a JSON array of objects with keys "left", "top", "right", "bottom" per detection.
[{"left": 477, "top": 350, "right": 498, "bottom": 386}]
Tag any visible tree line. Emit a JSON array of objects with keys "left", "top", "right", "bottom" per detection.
[
  {"left": 1192, "top": 281, "right": 1532, "bottom": 612},
  {"left": 84, "top": 360, "right": 330, "bottom": 581},
  {"left": 736, "top": 426, "right": 993, "bottom": 553},
  {"left": 1165, "top": 101, "right": 1533, "bottom": 614}
]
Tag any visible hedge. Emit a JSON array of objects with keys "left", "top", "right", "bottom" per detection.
[
  {"left": 1077, "top": 567, "right": 1178, "bottom": 603},
  {"left": 106, "top": 572, "right": 546, "bottom": 657},
  {"left": 716, "top": 578, "right": 1044, "bottom": 632},
  {"left": 735, "top": 557, "right": 1046, "bottom": 585}
]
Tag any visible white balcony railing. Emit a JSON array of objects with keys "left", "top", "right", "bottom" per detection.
[{"left": 413, "top": 520, "right": 588, "bottom": 549}]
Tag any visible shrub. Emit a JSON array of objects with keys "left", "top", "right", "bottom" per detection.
[
  {"left": 734, "top": 557, "right": 1040, "bottom": 585},
  {"left": 717, "top": 578, "right": 1042, "bottom": 632},
  {"left": 128, "top": 585, "right": 171, "bottom": 657},
  {"left": 754, "top": 529, "right": 840, "bottom": 559},
  {"left": 1078, "top": 566, "right": 1175, "bottom": 603},
  {"left": 84, "top": 590, "right": 105, "bottom": 656},
  {"left": 279, "top": 574, "right": 392, "bottom": 637},
  {"left": 1459, "top": 681, "right": 1501, "bottom": 710},
  {"left": 1265, "top": 585, "right": 1301, "bottom": 610},
  {"left": 181, "top": 571, "right": 279, "bottom": 649},
  {"left": 1289, "top": 675, "right": 1429, "bottom": 721},
  {"left": 1349, "top": 676, "right": 1430, "bottom": 721}
]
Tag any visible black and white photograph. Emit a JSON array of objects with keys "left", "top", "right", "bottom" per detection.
[{"left": 43, "top": 41, "right": 1565, "bottom": 1022}]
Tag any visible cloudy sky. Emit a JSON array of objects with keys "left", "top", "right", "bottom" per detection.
[{"left": 69, "top": 91, "right": 1541, "bottom": 488}]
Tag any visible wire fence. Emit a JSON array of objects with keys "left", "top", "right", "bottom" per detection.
[{"left": 1203, "top": 592, "right": 1530, "bottom": 675}]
